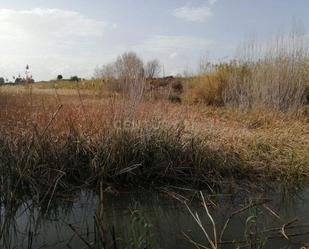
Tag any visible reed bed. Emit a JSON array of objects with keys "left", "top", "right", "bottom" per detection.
[
  {"left": 0, "top": 87, "right": 308, "bottom": 194},
  {"left": 186, "top": 31, "right": 309, "bottom": 112}
]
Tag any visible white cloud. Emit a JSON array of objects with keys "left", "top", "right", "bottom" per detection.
[
  {"left": 0, "top": 8, "right": 115, "bottom": 80},
  {"left": 169, "top": 52, "right": 179, "bottom": 59},
  {"left": 208, "top": 0, "right": 218, "bottom": 5},
  {"left": 0, "top": 8, "right": 114, "bottom": 41},
  {"left": 133, "top": 35, "right": 214, "bottom": 76},
  {"left": 172, "top": 5, "right": 212, "bottom": 22},
  {"left": 136, "top": 35, "right": 214, "bottom": 54}
]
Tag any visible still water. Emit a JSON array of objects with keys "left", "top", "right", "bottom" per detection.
[{"left": 1, "top": 186, "right": 309, "bottom": 249}]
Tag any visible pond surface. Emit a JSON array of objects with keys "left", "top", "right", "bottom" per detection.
[{"left": 1, "top": 185, "right": 309, "bottom": 249}]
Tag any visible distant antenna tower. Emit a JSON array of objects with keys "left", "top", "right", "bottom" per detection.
[{"left": 25, "top": 64, "right": 30, "bottom": 80}]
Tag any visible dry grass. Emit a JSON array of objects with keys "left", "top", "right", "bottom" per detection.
[
  {"left": 0, "top": 84, "right": 308, "bottom": 191},
  {"left": 184, "top": 73, "right": 226, "bottom": 105},
  {"left": 186, "top": 31, "right": 309, "bottom": 112},
  {"left": 35, "top": 79, "right": 104, "bottom": 90},
  {"left": 232, "top": 33, "right": 309, "bottom": 111}
]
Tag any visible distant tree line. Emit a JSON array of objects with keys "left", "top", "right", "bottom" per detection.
[
  {"left": 0, "top": 75, "right": 35, "bottom": 85},
  {"left": 0, "top": 65, "right": 35, "bottom": 85},
  {"left": 56, "top": 75, "right": 82, "bottom": 82}
]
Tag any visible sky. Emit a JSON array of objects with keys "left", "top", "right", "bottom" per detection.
[{"left": 0, "top": 0, "right": 308, "bottom": 81}]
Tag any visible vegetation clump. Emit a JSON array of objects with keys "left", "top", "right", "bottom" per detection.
[{"left": 0, "top": 89, "right": 308, "bottom": 191}]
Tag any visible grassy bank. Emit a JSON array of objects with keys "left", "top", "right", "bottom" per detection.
[{"left": 0, "top": 88, "right": 308, "bottom": 194}]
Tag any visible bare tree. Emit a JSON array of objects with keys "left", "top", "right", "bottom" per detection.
[
  {"left": 94, "top": 52, "right": 144, "bottom": 82},
  {"left": 93, "top": 52, "right": 146, "bottom": 105},
  {"left": 115, "top": 52, "right": 144, "bottom": 81},
  {"left": 145, "top": 59, "right": 161, "bottom": 79},
  {"left": 94, "top": 63, "right": 117, "bottom": 80}
]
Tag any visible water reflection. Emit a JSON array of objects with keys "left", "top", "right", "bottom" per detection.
[{"left": 1, "top": 187, "right": 309, "bottom": 249}]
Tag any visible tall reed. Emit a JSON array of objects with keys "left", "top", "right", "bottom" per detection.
[{"left": 223, "top": 29, "right": 309, "bottom": 111}]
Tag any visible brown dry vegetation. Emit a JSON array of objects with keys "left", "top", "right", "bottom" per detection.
[
  {"left": 1, "top": 33, "right": 309, "bottom": 191},
  {"left": 0, "top": 83, "right": 308, "bottom": 192}
]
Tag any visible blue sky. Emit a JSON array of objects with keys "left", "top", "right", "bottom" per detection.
[{"left": 0, "top": 0, "right": 308, "bottom": 80}]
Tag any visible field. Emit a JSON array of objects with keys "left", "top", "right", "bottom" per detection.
[{"left": 1, "top": 79, "right": 308, "bottom": 193}]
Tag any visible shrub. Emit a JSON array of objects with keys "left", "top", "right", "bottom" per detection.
[
  {"left": 172, "top": 81, "right": 184, "bottom": 94},
  {"left": 223, "top": 32, "right": 309, "bottom": 111},
  {"left": 187, "top": 29, "right": 309, "bottom": 112},
  {"left": 145, "top": 59, "right": 161, "bottom": 79},
  {"left": 70, "top": 76, "right": 80, "bottom": 82},
  {"left": 15, "top": 77, "right": 26, "bottom": 84},
  {"left": 188, "top": 71, "right": 227, "bottom": 106},
  {"left": 94, "top": 52, "right": 145, "bottom": 96}
]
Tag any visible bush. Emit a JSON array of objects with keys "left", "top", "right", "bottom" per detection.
[
  {"left": 15, "top": 77, "right": 26, "bottom": 84},
  {"left": 94, "top": 52, "right": 145, "bottom": 96},
  {"left": 187, "top": 66, "right": 229, "bottom": 106},
  {"left": 145, "top": 59, "right": 161, "bottom": 79},
  {"left": 187, "top": 31, "right": 309, "bottom": 112},
  {"left": 222, "top": 32, "right": 309, "bottom": 111},
  {"left": 192, "top": 76, "right": 222, "bottom": 105},
  {"left": 70, "top": 76, "right": 80, "bottom": 82},
  {"left": 172, "top": 81, "right": 184, "bottom": 94}
]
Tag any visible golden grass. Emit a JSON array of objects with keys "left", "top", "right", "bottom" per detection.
[
  {"left": 184, "top": 74, "right": 225, "bottom": 105},
  {"left": 0, "top": 84, "right": 308, "bottom": 187},
  {"left": 35, "top": 79, "right": 104, "bottom": 90}
]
